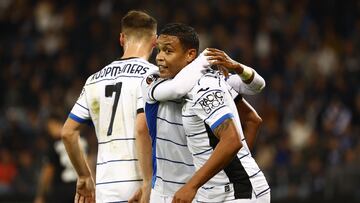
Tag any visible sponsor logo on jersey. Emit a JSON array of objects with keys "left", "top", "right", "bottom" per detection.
[{"left": 198, "top": 90, "right": 224, "bottom": 114}]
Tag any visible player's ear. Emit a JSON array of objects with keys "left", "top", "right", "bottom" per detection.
[
  {"left": 151, "top": 34, "right": 157, "bottom": 48},
  {"left": 186, "top": 49, "right": 197, "bottom": 63},
  {"left": 120, "top": 33, "right": 125, "bottom": 47}
]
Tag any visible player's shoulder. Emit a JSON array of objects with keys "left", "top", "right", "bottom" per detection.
[
  {"left": 144, "top": 72, "right": 160, "bottom": 85},
  {"left": 84, "top": 58, "right": 158, "bottom": 85},
  {"left": 142, "top": 70, "right": 167, "bottom": 87},
  {"left": 194, "top": 70, "right": 223, "bottom": 89},
  {"left": 189, "top": 70, "right": 227, "bottom": 99}
]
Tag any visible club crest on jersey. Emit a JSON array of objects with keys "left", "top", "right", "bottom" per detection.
[
  {"left": 198, "top": 90, "right": 224, "bottom": 114},
  {"left": 146, "top": 74, "right": 159, "bottom": 85}
]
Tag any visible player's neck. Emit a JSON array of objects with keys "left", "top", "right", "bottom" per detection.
[{"left": 122, "top": 42, "right": 152, "bottom": 60}]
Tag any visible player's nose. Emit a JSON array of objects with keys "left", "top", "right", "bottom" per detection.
[{"left": 156, "top": 53, "right": 164, "bottom": 63}]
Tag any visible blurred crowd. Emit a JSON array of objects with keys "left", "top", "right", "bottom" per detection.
[{"left": 0, "top": 0, "right": 359, "bottom": 202}]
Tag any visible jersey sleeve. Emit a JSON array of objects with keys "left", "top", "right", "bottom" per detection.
[
  {"left": 136, "top": 85, "right": 145, "bottom": 113},
  {"left": 149, "top": 51, "right": 211, "bottom": 101},
  {"left": 191, "top": 76, "right": 234, "bottom": 131},
  {"left": 141, "top": 72, "right": 164, "bottom": 104},
  {"left": 69, "top": 87, "right": 91, "bottom": 123},
  {"left": 226, "top": 69, "right": 266, "bottom": 95}
]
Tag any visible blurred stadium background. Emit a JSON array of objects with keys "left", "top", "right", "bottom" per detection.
[{"left": 0, "top": 0, "right": 359, "bottom": 202}]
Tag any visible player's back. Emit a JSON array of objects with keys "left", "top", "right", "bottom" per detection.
[{"left": 73, "top": 57, "right": 157, "bottom": 202}]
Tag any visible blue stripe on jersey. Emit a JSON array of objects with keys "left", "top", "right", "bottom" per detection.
[
  {"left": 249, "top": 170, "right": 261, "bottom": 178},
  {"left": 186, "top": 130, "right": 207, "bottom": 137},
  {"left": 210, "top": 113, "right": 234, "bottom": 131},
  {"left": 145, "top": 102, "right": 160, "bottom": 188},
  {"left": 155, "top": 176, "right": 186, "bottom": 185},
  {"left": 97, "top": 159, "right": 138, "bottom": 166},
  {"left": 75, "top": 102, "right": 89, "bottom": 111},
  {"left": 157, "top": 117, "right": 183, "bottom": 126},
  {"left": 156, "top": 137, "right": 187, "bottom": 147},
  {"left": 96, "top": 179, "right": 142, "bottom": 185},
  {"left": 239, "top": 152, "right": 250, "bottom": 159},
  {"left": 156, "top": 157, "right": 194, "bottom": 166},
  {"left": 255, "top": 187, "right": 271, "bottom": 198},
  {"left": 204, "top": 105, "right": 226, "bottom": 122},
  {"left": 98, "top": 138, "right": 135, "bottom": 145},
  {"left": 182, "top": 114, "right": 197, "bottom": 117},
  {"left": 193, "top": 148, "right": 213, "bottom": 156},
  {"left": 69, "top": 113, "right": 91, "bottom": 124}
]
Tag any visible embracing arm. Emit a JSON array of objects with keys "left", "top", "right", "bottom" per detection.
[
  {"left": 227, "top": 68, "right": 265, "bottom": 95},
  {"left": 188, "top": 119, "right": 242, "bottom": 188},
  {"left": 149, "top": 51, "right": 210, "bottom": 101},
  {"left": 172, "top": 119, "right": 242, "bottom": 202},
  {"left": 205, "top": 48, "right": 265, "bottom": 95}
]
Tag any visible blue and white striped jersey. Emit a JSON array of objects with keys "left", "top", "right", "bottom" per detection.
[
  {"left": 142, "top": 77, "right": 196, "bottom": 197},
  {"left": 142, "top": 52, "right": 268, "bottom": 200},
  {"left": 70, "top": 57, "right": 158, "bottom": 203},
  {"left": 182, "top": 72, "right": 270, "bottom": 202}
]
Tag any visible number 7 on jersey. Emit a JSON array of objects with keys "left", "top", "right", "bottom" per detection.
[{"left": 105, "top": 82, "right": 122, "bottom": 136}]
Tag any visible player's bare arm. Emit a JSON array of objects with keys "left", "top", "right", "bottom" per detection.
[
  {"left": 172, "top": 119, "right": 242, "bottom": 203},
  {"left": 61, "top": 118, "right": 95, "bottom": 203},
  {"left": 129, "top": 112, "right": 152, "bottom": 203},
  {"left": 235, "top": 97, "right": 262, "bottom": 151}
]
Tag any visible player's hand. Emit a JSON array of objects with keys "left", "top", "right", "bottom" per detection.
[
  {"left": 129, "top": 183, "right": 151, "bottom": 203},
  {"left": 205, "top": 48, "right": 243, "bottom": 74},
  {"left": 128, "top": 187, "right": 141, "bottom": 203},
  {"left": 171, "top": 185, "right": 197, "bottom": 203},
  {"left": 74, "top": 176, "right": 95, "bottom": 203}
]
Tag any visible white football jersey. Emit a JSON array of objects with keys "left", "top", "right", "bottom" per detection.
[
  {"left": 142, "top": 76, "right": 196, "bottom": 197},
  {"left": 182, "top": 72, "right": 270, "bottom": 202},
  {"left": 141, "top": 52, "right": 267, "bottom": 200},
  {"left": 70, "top": 57, "right": 158, "bottom": 202}
]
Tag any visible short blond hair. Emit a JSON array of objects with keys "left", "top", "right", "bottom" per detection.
[{"left": 121, "top": 10, "right": 157, "bottom": 39}]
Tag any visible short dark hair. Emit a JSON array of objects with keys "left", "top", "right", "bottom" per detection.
[
  {"left": 121, "top": 10, "right": 157, "bottom": 38},
  {"left": 159, "top": 23, "right": 199, "bottom": 54}
]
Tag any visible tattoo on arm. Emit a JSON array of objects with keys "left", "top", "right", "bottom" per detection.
[{"left": 214, "top": 118, "right": 232, "bottom": 138}]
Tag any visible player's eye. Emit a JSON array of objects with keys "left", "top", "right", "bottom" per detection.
[{"left": 164, "top": 49, "right": 173, "bottom": 54}]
